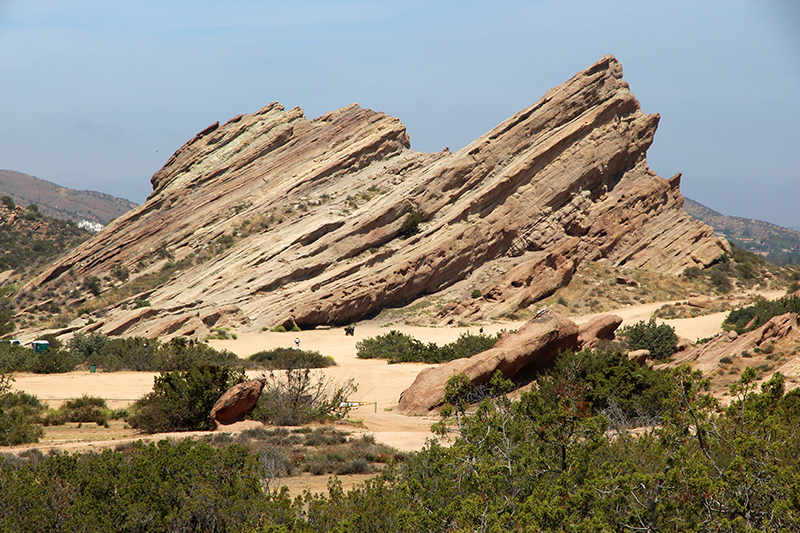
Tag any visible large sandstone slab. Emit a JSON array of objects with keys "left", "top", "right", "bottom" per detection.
[{"left": 28, "top": 55, "right": 726, "bottom": 339}]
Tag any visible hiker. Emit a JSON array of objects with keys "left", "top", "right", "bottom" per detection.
[{"left": 295, "top": 337, "right": 300, "bottom": 350}]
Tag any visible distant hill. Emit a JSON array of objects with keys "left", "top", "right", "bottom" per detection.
[
  {"left": 684, "top": 198, "right": 800, "bottom": 265},
  {"left": 0, "top": 200, "right": 92, "bottom": 275},
  {"left": 0, "top": 170, "right": 138, "bottom": 224}
]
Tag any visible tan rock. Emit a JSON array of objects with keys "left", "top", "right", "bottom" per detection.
[
  {"left": 28, "top": 55, "right": 726, "bottom": 338},
  {"left": 577, "top": 314, "right": 622, "bottom": 349},
  {"left": 688, "top": 297, "right": 711, "bottom": 308},
  {"left": 210, "top": 378, "right": 266, "bottom": 430},
  {"left": 627, "top": 349, "right": 650, "bottom": 365},
  {"left": 396, "top": 310, "right": 579, "bottom": 415}
]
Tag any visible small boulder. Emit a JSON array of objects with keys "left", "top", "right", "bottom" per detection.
[
  {"left": 627, "top": 349, "right": 649, "bottom": 365},
  {"left": 687, "top": 297, "right": 711, "bottom": 308},
  {"left": 577, "top": 314, "right": 622, "bottom": 349},
  {"left": 210, "top": 377, "right": 266, "bottom": 430}
]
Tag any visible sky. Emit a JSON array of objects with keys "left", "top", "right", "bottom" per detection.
[{"left": 1, "top": 1, "right": 798, "bottom": 227}]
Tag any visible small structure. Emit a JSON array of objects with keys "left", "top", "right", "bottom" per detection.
[{"left": 31, "top": 340, "right": 49, "bottom": 354}]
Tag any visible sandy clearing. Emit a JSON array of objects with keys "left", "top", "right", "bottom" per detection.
[{"left": 9, "top": 296, "right": 761, "bottom": 453}]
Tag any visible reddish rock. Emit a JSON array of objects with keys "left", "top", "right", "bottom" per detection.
[
  {"left": 210, "top": 378, "right": 266, "bottom": 430},
  {"left": 396, "top": 310, "right": 579, "bottom": 415},
  {"left": 577, "top": 314, "right": 623, "bottom": 349}
]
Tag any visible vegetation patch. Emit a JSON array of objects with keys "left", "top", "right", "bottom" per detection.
[
  {"left": 618, "top": 318, "right": 678, "bottom": 360},
  {"left": 356, "top": 330, "right": 501, "bottom": 364},
  {"left": 247, "top": 347, "right": 335, "bottom": 369},
  {"left": 723, "top": 294, "right": 800, "bottom": 334}
]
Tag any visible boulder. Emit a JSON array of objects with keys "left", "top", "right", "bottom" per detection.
[
  {"left": 687, "top": 296, "right": 711, "bottom": 308},
  {"left": 396, "top": 310, "right": 579, "bottom": 415},
  {"left": 627, "top": 349, "right": 650, "bottom": 365},
  {"left": 577, "top": 314, "right": 622, "bottom": 349},
  {"left": 210, "top": 378, "right": 266, "bottom": 430}
]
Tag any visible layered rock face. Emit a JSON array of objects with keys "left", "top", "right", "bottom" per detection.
[{"left": 31, "top": 55, "right": 726, "bottom": 339}]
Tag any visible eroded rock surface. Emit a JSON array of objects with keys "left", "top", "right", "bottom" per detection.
[{"left": 28, "top": 55, "right": 726, "bottom": 339}]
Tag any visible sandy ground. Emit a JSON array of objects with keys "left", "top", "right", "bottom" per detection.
[{"left": 9, "top": 294, "right": 783, "bottom": 455}]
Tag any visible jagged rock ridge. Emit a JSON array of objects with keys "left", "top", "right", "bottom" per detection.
[{"left": 30, "top": 55, "right": 726, "bottom": 339}]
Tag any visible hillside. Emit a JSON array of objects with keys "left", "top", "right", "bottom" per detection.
[
  {"left": 0, "top": 200, "right": 92, "bottom": 275},
  {"left": 684, "top": 197, "right": 800, "bottom": 264},
  {"left": 0, "top": 170, "right": 138, "bottom": 224},
  {"left": 16, "top": 55, "right": 727, "bottom": 341}
]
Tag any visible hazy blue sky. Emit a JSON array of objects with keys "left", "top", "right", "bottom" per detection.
[{"left": 1, "top": 1, "right": 798, "bottom": 227}]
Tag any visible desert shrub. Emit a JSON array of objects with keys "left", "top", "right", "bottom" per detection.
[
  {"left": 99, "top": 336, "right": 159, "bottom": 371},
  {"left": 708, "top": 267, "right": 733, "bottom": 293},
  {"left": 618, "top": 318, "right": 678, "bottom": 360},
  {"left": 127, "top": 365, "right": 247, "bottom": 433},
  {"left": 153, "top": 337, "right": 240, "bottom": 371},
  {"left": 83, "top": 275, "right": 102, "bottom": 296},
  {"left": 399, "top": 210, "right": 422, "bottom": 238},
  {"left": 249, "top": 368, "right": 356, "bottom": 426},
  {"left": 0, "top": 439, "right": 278, "bottom": 532},
  {"left": 44, "top": 395, "right": 110, "bottom": 426},
  {"left": 682, "top": 266, "right": 703, "bottom": 280},
  {"left": 112, "top": 264, "right": 129, "bottom": 282},
  {"left": 471, "top": 289, "right": 482, "bottom": 299},
  {"left": 0, "top": 373, "right": 45, "bottom": 445},
  {"left": 0, "top": 342, "right": 32, "bottom": 373},
  {"left": 356, "top": 330, "right": 500, "bottom": 364},
  {"left": 0, "top": 308, "right": 14, "bottom": 337},
  {"left": 68, "top": 331, "right": 109, "bottom": 365},
  {"left": 247, "top": 347, "right": 335, "bottom": 369},
  {"left": 27, "top": 349, "right": 75, "bottom": 374},
  {"left": 1, "top": 195, "right": 15, "bottom": 210},
  {"left": 69, "top": 333, "right": 238, "bottom": 372},
  {"left": 723, "top": 294, "right": 800, "bottom": 334}
]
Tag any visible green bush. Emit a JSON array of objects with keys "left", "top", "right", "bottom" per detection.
[
  {"left": 44, "top": 395, "right": 110, "bottom": 426},
  {"left": 83, "top": 275, "right": 102, "bottom": 296},
  {"left": 67, "top": 333, "right": 238, "bottom": 372},
  {"left": 27, "top": 349, "right": 75, "bottom": 374},
  {"left": 618, "top": 318, "right": 678, "bottom": 360},
  {"left": 399, "top": 210, "right": 423, "bottom": 238},
  {"left": 723, "top": 294, "right": 800, "bottom": 334},
  {"left": 0, "top": 342, "right": 31, "bottom": 373},
  {"left": 356, "top": 330, "right": 501, "bottom": 364},
  {"left": 247, "top": 347, "right": 335, "bottom": 369},
  {"left": 0, "top": 373, "right": 45, "bottom": 445},
  {"left": 127, "top": 365, "right": 247, "bottom": 433}
]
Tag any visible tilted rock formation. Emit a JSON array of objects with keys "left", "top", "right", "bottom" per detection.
[
  {"left": 672, "top": 313, "right": 800, "bottom": 377},
  {"left": 396, "top": 310, "right": 623, "bottom": 415},
  {"left": 210, "top": 377, "right": 266, "bottom": 430},
  {"left": 28, "top": 55, "right": 726, "bottom": 339}
]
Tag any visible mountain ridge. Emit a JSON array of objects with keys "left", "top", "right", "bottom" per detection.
[{"left": 0, "top": 170, "right": 138, "bottom": 225}]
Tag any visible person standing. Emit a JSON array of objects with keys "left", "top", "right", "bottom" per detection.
[{"left": 295, "top": 336, "right": 300, "bottom": 350}]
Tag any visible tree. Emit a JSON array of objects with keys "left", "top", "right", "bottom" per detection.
[{"left": 619, "top": 318, "right": 678, "bottom": 359}]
